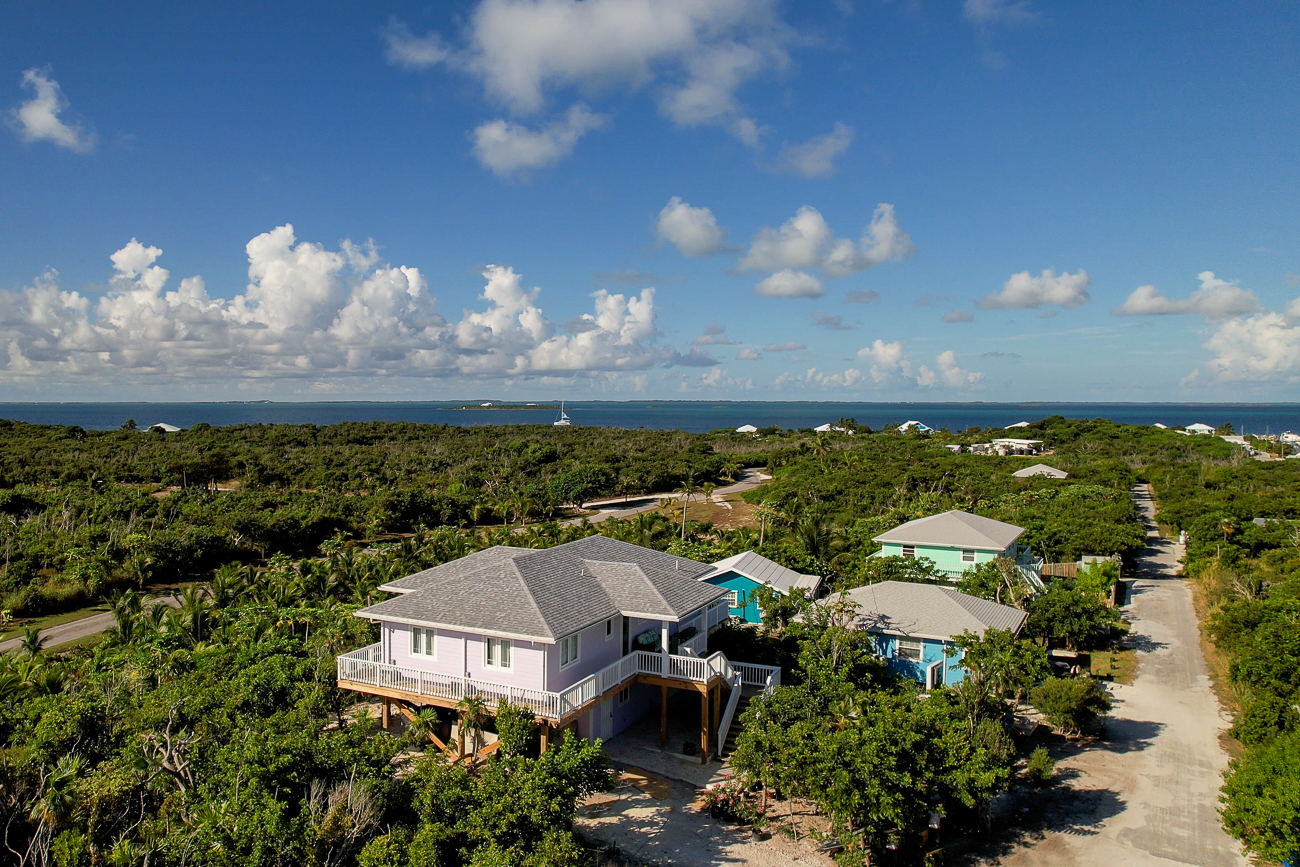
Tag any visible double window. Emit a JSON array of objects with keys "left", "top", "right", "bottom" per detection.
[
  {"left": 618, "top": 686, "right": 631, "bottom": 705},
  {"left": 961, "top": 548, "right": 976, "bottom": 563},
  {"left": 901, "top": 544, "right": 916, "bottom": 559},
  {"left": 897, "top": 638, "right": 924, "bottom": 662},
  {"left": 485, "top": 637, "right": 512, "bottom": 669},
  {"left": 410, "top": 626, "right": 436, "bottom": 657},
  {"left": 559, "top": 633, "right": 580, "bottom": 669},
  {"left": 725, "top": 590, "right": 741, "bottom": 609}
]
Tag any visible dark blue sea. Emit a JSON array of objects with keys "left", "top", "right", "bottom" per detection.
[{"left": 1, "top": 402, "right": 1298, "bottom": 435}]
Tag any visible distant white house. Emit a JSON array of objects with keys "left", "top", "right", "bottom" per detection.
[
  {"left": 735, "top": 424, "right": 759, "bottom": 434},
  {"left": 898, "top": 420, "right": 933, "bottom": 433},
  {"left": 1005, "top": 421, "right": 1032, "bottom": 429},
  {"left": 944, "top": 444, "right": 962, "bottom": 453},
  {"left": 149, "top": 422, "right": 182, "bottom": 433},
  {"left": 813, "top": 423, "right": 852, "bottom": 433},
  {"left": 1153, "top": 423, "right": 1168, "bottom": 429},
  {"left": 1013, "top": 463, "right": 1068, "bottom": 479},
  {"left": 991, "top": 438, "right": 1044, "bottom": 456},
  {"left": 1185, "top": 423, "right": 1216, "bottom": 435}
]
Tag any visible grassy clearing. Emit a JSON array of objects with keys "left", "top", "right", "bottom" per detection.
[{"left": 1091, "top": 647, "right": 1138, "bottom": 684}]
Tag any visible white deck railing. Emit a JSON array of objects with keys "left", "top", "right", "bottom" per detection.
[{"left": 337, "top": 642, "right": 759, "bottom": 722}]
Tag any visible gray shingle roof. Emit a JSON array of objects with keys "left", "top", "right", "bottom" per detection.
[
  {"left": 357, "top": 536, "right": 725, "bottom": 643},
  {"left": 842, "top": 581, "right": 1027, "bottom": 640},
  {"left": 705, "top": 551, "right": 822, "bottom": 595},
  {"left": 872, "top": 510, "right": 1024, "bottom": 551}
]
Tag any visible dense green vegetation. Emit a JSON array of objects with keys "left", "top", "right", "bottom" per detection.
[
  {"left": 1149, "top": 448, "right": 1300, "bottom": 863},
  {"left": 3, "top": 414, "right": 1295, "bottom": 864},
  {"left": 0, "top": 420, "right": 756, "bottom": 616}
]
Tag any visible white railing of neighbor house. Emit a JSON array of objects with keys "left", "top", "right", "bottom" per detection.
[{"left": 338, "top": 642, "right": 764, "bottom": 722}]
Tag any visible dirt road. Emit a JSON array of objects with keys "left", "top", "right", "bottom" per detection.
[
  {"left": 567, "top": 468, "right": 771, "bottom": 526},
  {"left": 987, "top": 486, "right": 1246, "bottom": 867}
]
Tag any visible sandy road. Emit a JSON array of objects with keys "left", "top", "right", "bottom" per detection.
[
  {"left": 987, "top": 486, "right": 1246, "bottom": 867},
  {"left": 0, "top": 595, "right": 178, "bottom": 654}
]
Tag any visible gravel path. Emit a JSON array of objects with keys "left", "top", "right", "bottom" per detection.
[{"left": 985, "top": 485, "right": 1246, "bottom": 867}]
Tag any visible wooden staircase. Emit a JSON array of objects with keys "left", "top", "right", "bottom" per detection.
[{"left": 719, "top": 694, "right": 751, "bottom": 761}]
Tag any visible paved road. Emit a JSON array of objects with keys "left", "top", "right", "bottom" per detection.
[
  {"left": 0, "top": 595, "right": 178, "bottom": 654},
  {"left": 990, "top": 485, "right": 1246, "bottom": 867},
  {"left": 566, "top": 468, "right": 771, "bottom": 526}
]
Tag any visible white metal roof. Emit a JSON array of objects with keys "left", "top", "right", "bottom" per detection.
[
  {"left": 705, "top": 551, "right": 822, "bottom": 596},
  {"left": 735, "top": 424, "right": 758, "bottom": 433},
  {"left": 1012, "top": 463, "right": 1068, "bottom": 479},
  {"left": 1005, "top": 421, "right": 1031, "bottom": 428},
  {"left": 873, "top": 510, "right": 1025, "bottom": 551},
  {"left": 149, "top": 422, "right": 182, "bottom": 433},
  {"left": 991, "top": 438, "right": 1043, "bottom": 446}
]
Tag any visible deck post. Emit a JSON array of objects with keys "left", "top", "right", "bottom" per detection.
[
  {"left": 711, "top": 683, "right": 720, "bottom": 734},
  {"left": 700, "top": 688, "right": 709, "bottom": 764},
  {"left": 539, "top": 722, "right": 550, "bottom": 754},
  {"left": 659, "top": 684, "right": 668, "bottom": 748},
  {"left": 381, "top": 697, "right": 390, "bottom": 731},
  {"left": 457, "top": 712, "right": 466, "bottom": 759}
]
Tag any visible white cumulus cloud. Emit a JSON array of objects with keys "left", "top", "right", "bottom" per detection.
[
  {"left": 775, "top": 122, "right": 854, "bottom": 178},
  {"left": 8, "top": 68, "right": 96, "bottom": 153},
  {"left": 977, "top": 268, "right": 1090, "bottom": 310},
  {"left": 0, "top": 226, "right": 699, "bottom": 388},
  {"left": 754, "top": 269, "right": 823, "bottom": 298},
  {"left": 656, "top": 197, "right": 725, "bottom": 257},
  {"left": 1113, "top": 271, "right": 1261, "bottom": 320},
  {"left": 387, "top": 0, "right": 792, "bottom": 150},
  {"left": 1201, "top": 296, "right": 1300, "bottom": 382},
  {"left": 856, "top": 339, "right": 982, "bottom": 388},
  {"left": 472, "top": 103, "right": 608, "bottom": 177},
  {"left": 738, "top": 203, "right": 915, "bottom": 278},
  {"left": 736, "top": 347, "right": 761, "bottom": 360}
]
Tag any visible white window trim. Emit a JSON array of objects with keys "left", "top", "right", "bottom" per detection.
[
  {"left": 485, "top": 637, "right": 512, "bottom": 669},
  {"left": 559, "top": 633, "right": 580, "bottom": 670},
  {"left": 897, "top": 637, "right": 924, "bottom": 662},
  {"left": 618, "top": 686, "right": 631, "bottom": 705},
  {"left": 901, "top": 544, "right": 916, "bottom": 558},
  {"left": 725, "top": 590, "right": 740, "bottom": 608},
  {"left": 606, "top": 617, "right": 616, "bottom": 641},
  {"left": 961, "top": 548, "right": 976, "bottom": 563},
  {"left": 410, "top": 626, "right": 437, "bottom": 658}
]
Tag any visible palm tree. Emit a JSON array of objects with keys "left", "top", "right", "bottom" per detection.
[
  {"left": 457, "top": 694, "right": 489, "bottom": 758},
  {"left": 19, "top": 626, "right": 45, "bottom": 658},
  {"left": 674, "top": 473, "right": 699, "bottom": 540}
]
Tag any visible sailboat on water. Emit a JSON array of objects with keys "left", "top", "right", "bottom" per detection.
[{"left": 553, "top": 401, "right": 572, "bottom": 426}]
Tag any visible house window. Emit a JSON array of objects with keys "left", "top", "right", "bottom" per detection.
[
  {"left": 897, "top": 638, "right": 923, "bottom": 662},
  {"left": 725, "top": 590, "right": 740, "bottom": 609},
  {"left": 961, "top": 549, "right": 976, "bottom": 563},
  {"left": 606, "top": 618, "right": 616, "bottom": 640},
  {"left": 618, "top": 686, "right": 631, "bottom": 705},
  {"left": 485, "top": 637, "right": 512, "bottom": 669},
  {"left": 559, "top": 633, "right": 580, "bottom": 669},
  {"left": 901, "top": 545, "right": 916, "bottom": 559},
  {"left": 410, "top": 626, "right": 436, "bottom": 657}
]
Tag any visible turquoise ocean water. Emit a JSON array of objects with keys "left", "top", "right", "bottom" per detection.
[{"left": 1, "top": 402, "right": 1298, "bottom": 435}]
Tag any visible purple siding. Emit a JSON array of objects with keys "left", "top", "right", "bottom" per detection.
[{"left": 384, "top": 623, "right": 547, "bottom": 691}]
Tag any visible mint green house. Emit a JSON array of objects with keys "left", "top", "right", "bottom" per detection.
[{"left": 872, "top": 510, "right": 1045, "bottom": 590}]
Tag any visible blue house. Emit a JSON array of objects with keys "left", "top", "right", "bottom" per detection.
[
  {"left": 701, "top": 551, "right": 822, "bottom": 624},
  {"left": 841, "top": 581, "right": 1027, "bottom": 689}
]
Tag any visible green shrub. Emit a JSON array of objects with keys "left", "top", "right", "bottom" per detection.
[
  {"left": 1220, "top": 730, "right": 1300, "bottom": 865},
  {"left": 1023, "top": 747, "right": 1055, "bottom": 787},
  {"left": 1030, "top": 677, "right": 1113, "bottom": 735}
]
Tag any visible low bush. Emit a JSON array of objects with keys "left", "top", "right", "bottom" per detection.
[
  {"left": 1023, "top": 747, "right": 1055, "bottom": 787},
  {"left": 1031, "top": 677, "right": 1113, "bottom": 735}
]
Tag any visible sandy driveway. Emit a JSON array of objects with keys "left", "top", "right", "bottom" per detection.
[{"left": 984, "top": 486, "right": 1246, "bottom": 867}]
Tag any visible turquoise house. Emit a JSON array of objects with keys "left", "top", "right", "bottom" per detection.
[
  {"left": 701, "top": 551, "right": 822, "bottom": 624},
  {"left": 872, "top": 509, "right": 1045, "bottom": 589},
  {"left": 842, "top": 581, "right": 1028, "bottom": 689}
]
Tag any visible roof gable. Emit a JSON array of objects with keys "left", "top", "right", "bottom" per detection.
[
  {"left": 706, "top": 551, "right": 822, "bottom": 595},
  {"left": 357, "top": 535, "right": 725, "bottom": 642},
  {"left": 842, "top": 581, "right": 1027, "bottom": 640},
  {"left": 873, "top": 510, "right": 1024, "bottom": 551}
]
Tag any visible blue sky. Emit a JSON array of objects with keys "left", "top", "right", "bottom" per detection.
[{"left": 2, "top": 0, "right": 1298, "bottom": 401}]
